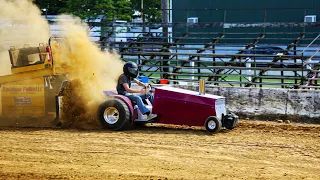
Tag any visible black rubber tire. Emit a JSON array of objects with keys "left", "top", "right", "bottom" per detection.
[
  {"left": 204, "top": 116, "right": 222, "bottom": 133},
  {"left": 226, "top": 118, "right": 239, "bottom": 130},
  {"left": 98, "top": 98, "right": 131, "bottom": 131}
]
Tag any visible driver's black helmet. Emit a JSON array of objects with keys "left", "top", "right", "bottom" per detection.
[{"left": 123, "top": 61, "right": 139, "bottom": 79}]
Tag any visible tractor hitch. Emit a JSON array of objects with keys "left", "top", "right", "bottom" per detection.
[{"left": 222, "top": 113, "right": 239, "bottom": 130}]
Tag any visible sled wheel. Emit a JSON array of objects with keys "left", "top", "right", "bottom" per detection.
[
  {"left": 98, "top": 98, "right": 131, "bottom": 131},
  {"left": 204, "top": 116, "right": 222, "bottom": 133}
]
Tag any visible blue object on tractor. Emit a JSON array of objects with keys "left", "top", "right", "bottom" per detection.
[{"left": 140, "top": 76, "right": 149, "bottom": 83}]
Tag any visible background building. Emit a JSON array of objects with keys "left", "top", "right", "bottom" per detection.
[{"left": 172, "top": 0, "right": 320, "bottom": 44}]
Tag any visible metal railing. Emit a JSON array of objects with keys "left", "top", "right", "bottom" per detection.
[{"left": 45, "top": 7, "right": 320, "bottom": 89}]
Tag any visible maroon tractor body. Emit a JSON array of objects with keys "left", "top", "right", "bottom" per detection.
[
  {"left": 152, "top": 86, "right": 227, "bottom": 127},
  {"left": 99, "top": 86, "right": 238, "bottom": 133}
]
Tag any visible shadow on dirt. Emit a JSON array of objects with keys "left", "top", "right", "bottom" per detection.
[
  {"left": 0, "top": 122, "right": 234, "bottom": 136},
  {"left": 2, "top": 120, "right": 318, "bottom": 135},
  {"left": 123, "top": 124, "right": 233, "bottom": 136}
]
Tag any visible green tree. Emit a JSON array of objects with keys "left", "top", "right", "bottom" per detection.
[
  {"left": 34, "top": 0, "right": 154, "bottom": 22},
  {"left": 61, "top": 0, "right": 115, "bottom": 22},
  {"left": 34, "top": 0, "right": 132, "bottom": 22},
  {"left": 130, "top": 0, "right": 162, "bottom": 23},
  {"left": 114, "top": 0, "right": 133, "bottom": 22},
  {"left": 34, "top": 0, "right": 67, "bottom": 15}
]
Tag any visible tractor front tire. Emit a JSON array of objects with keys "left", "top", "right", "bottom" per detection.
[
  {"left": 204, "top": 116, "right": 222, "bottom": 133},
  {"left": 98, "top": 98, "right": 131, "bottom": 131}
]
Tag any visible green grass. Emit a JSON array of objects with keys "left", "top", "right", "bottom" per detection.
[
  {"left": 140, "top": 72, "right": 299, "bottom": 89},
  {"left": 138, "top": 60, "right": 300, "bottom": 88}
]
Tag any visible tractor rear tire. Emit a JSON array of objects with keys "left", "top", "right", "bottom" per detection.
[
  {"left": 98, "top": 98, "right": 131, "bottom": 131},
  {"left": 204, "top": 116, "right": 222, "bottom": 133}
]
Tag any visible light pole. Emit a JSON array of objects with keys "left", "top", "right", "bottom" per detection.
[
  {"left": 41, "top": 4, "right": 49, "bottom": 19},
  {"left": 41, "top": 8, "right": 47, "bottom": 18},
  {"left": 141, "top": 0, "right": 145, "bottom": 32}
]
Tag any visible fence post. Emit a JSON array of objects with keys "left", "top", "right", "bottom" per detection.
[
  {"left": 142, "top": 0, "right": 145, "bottom": 33},
  {"left": 197, "top": 56, "right": 201, "bottom": 80},
  {"left": 190, "top": 60, "right": 195, "bottom": 85},
  {"left": 223, "top": 9, "right": 227, "bottom": 34},
  {"left": 294, "top": 44, "right": 298, "bottom": 87},
  {"left": 186, "top": 9, "right": 189, "bottom": 33},
  {"left": 246, "top": 58, "right": 252, "bottom": 82},
  {"left": 240, "top": 57, "right": 242, "bottom": 87},
  {"left": 263, "top": 9, "right": 267, "bottom": 33},
  {"left": 281, "top": 59, "right": 284, "bottom": 88},
  {"left": 301, "top": 59, "right": 304, "bottom": 87}
]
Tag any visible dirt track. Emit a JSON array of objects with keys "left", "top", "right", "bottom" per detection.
[{"left": 0, "top": 120, "right": 319, "bottom": 180}]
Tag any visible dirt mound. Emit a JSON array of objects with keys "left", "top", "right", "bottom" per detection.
[
  {"left": 237, "top": 120, "right": 320, "bottom": 134},
  {"left": 60, "top": 80, "right": 103, "bottom": 130}
]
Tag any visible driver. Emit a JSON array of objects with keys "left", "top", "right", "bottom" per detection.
[{"left": 116, "top": 61, "right": 157, "bottom": 120}]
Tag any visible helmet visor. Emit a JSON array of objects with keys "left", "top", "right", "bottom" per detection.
[{"left": 128, "top": 67, "right": 138, "bottom": 76}]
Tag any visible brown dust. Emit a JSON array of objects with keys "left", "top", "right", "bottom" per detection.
[
  {"left": 0, "top": 0, "right": 50, "bottom": 76},
  {"left": 0, "top": 0, "right": 124, "bottom": 128},
  {"left": 50, "top": 15, "right": 124, "bottom": 129}
]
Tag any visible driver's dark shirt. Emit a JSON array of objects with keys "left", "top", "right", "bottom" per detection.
[{"left": 117, "top": 74, "right": 131, "bottom": 95}]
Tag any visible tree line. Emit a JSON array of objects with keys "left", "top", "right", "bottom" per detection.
[{"left": 34, "top": 0, "right": 161, "bottom": 22}]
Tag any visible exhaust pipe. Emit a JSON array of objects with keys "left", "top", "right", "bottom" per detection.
[{"left": 199, "top": 79, "right": 205, "bottom": 95}]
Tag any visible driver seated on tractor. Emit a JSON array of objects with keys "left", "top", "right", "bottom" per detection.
[{"left": 116, "top": 62, "right": 157, "bottom": 120}]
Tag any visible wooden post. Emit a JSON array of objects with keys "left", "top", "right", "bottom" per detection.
[{"left": 199, "top": 79, "right": 205, "bottom": 95}]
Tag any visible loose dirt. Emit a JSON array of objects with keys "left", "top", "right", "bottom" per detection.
[{"left": 0, "top": 120, "right": 319, "bottom": 180}]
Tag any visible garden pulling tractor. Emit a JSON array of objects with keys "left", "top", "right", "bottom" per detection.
[{"left": 97, "top": 81, "right": 239, "bottom": 133}]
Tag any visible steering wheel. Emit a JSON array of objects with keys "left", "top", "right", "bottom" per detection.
[{"left": 143, "top": 84, "right": 154, "bottom": 98}]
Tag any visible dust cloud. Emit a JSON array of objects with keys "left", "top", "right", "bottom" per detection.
[
  {"left": 51, "top": 15, "right": 124, "bottom": 128},
  {"left": 52, "top": 14, "right": 124, "bottom": 102},
  {"left": 0, "top": 0, "right": 125, "bottom": 129},
  {"left": 0, "top": 0, "right": 50, "bottom": 76},
  {"left": 0, "top": 52, "right": 11, "bottom": 76}
]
